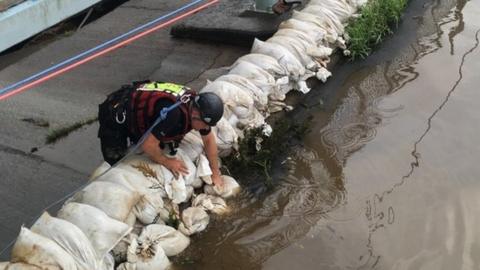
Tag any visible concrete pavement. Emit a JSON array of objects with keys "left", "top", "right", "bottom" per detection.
[{"left": 0, "top": 0, "right": 253, "bottom": 258}]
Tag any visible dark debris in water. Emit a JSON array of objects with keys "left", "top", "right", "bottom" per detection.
[{"left": 221, "top": 114, "right": 314, "bottom": 189}]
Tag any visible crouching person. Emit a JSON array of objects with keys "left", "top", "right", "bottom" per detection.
[{"left": 98, "top": 81, "right": 225, "bottom": 187}]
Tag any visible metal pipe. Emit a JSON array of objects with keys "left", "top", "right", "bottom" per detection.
[{"left": 0, "top": 0, "right": 218, "bottom": 100}]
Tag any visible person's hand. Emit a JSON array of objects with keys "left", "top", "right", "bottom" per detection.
[
  {"left": 212, "top": 173, "right": 224, "bottom": 189},
  {"left": 164, "top": 158, "right": 188, "bottom": 179}
]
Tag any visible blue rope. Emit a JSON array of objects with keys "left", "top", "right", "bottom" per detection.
[{"left": 0, "top": 0, "right": 205, "bottom": 96}]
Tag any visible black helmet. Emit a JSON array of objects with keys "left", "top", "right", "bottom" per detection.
[{"left": 194, "top": 92, "right": 224, "bottom": 126}]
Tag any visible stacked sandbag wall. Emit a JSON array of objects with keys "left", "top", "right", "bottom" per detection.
[{"left": 0, "top": 0, "right": 367, "bottom": 269}]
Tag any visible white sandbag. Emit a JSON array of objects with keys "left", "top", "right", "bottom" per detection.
[
  {"left": 196, "top": 154, "right": 213, "bottom": 185},
  {"left": 138, "top": 224, "right": 190, "bottom": 257},
  {"left": 89, "top": 161, "right": 111, "bottom": 180},
  {"left": 235, "top": 53, "right": 289, "bottom": 78},
  {"left": 1, "top": 263, "right": 41, "bottom": 269},
  {"left": 31, "top": 212, "right": 100, "bottom": 270},
  {"left": 278, "top": 34, "right": 331, "bottom": 63},
  {"left": 94, "top": 161, "right": 166, "bottom": 199},
  {"left": 228, "top": 60, "right": 276, "bottom": 86},
  {"left": 186, "top": 185, "right": 195, "bottom": 201},
  {"left": 134, "top": 191, "right": 165, "bottom": 225},
  {"left": 290, "top": 11, "right": 339, "bottom": 44},
  {"left": 268, "top": 100, "right": 292, "bottom": 113},
  {"left": 229, "top": 61, "right": 278, "bottom": 97},
  {"left": 316, "top": 67, "right": 332, "bottom": 82},
  {"left": 267, "top": 35, "right": 318, "bottom": 70},
  {"left": 178, "top": 207, "right": 210, "bottom": 236},
  {"left": 204, "top": 175, "right": 241, "bottom": 199},
  {"left": 295, "top": 8, "right": 343, "bottom": 32},
  {"left": 71, "top": 181, "right": 140, "bottom": 222},
  {"left": 101, "top": 253, "right": 115, "bottom": 270},
  {"left": 111, "top": 233, "right": 138, "bottom": 265},
  {"left": 226, "top": 111, "right": 239, "bottom": 128},
  {"left": 126, "top": 238, "right": 170, "bottom": 270},
  {"left": 232, "top": 55, "right": 291, "bottom": 102},
  {"left": 164, "top": 177, "right": 188, "bottom": 204},
  {"left": 278, "top": 18, "right": 327, "bottom": 43},
  {"left": 347, "top": 0, "right": 368, "bottom": 8},
  {"left": 115, "top": 155, "right": 167, "bottom": 194},
  {"left": 192, "top": 194, "right": 230, "bottom": 215},
  {"left": 262, "top": 123, "right": 273, "bottom": 137},
  {"left": 57, "top": 202, "right": 131, "bottom": 259},
  {"left": 190, "top": 173, "right": 204, "bottom": 189},
  {"left": 92, "top": 167, "right": 139, "bottom": 193},
  {"left": 125, "top": 211, "right": 137, "bottom": 228},
  {"left": 116, "top": 262, "right": 134, "bottom": 270},
  {"left": 308, "top": 45, "right": 333, "bottom": 61},
  {"left": 133, "top": 221, "right": 146, "bottom": 237},
  {"left": 275, "top": 28, "right": 319, "bottom": 49},
  {"left": 216, "top": 74, "right": 269, "bottom": 113},
  {"left": 228, "top": 61, "right": 278, "bottom": 98},
  {"left": 237, "top": 107, "right": 266, "bottom": 130},
  {"left": 157, "top": 200, "right": 180, "bottom": 224},
  {"left": 200, "top": 80, "right": 255, "bottom": 119},
  {"left": 297, "top": 7, "right": 344, "bottom": 36},
  {"left": 251, "top": 39, "right": 312, "bottom": 84},
  {"left": 162, "top": 166, "right": 188, "bottom": 204},
  {"left": 274, "top": 29, "right": 333, "bottom": 60},
  {"left": 171, "top": 148, "right": 197, "bottom": 186},
  {"left": 178, "top": 131, "right": 204, "bottom": 161},
  {"left": 11, "top": 227, "right": 77, "bottom": 270},
  {"left": 292, "top": 79, "right": 311, "bottom": 94},
  {"left": 308, "top": 0, "right": 356, "bottom": 21},
  {"left": 335, "top": 35, "right": 347, "bottom": 50},
  {"left": 212, "top": 118, "right": 239, "bottom": 157}
]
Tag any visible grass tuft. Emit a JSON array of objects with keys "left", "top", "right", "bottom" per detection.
[
  {"left": 46, "top": 117, "right": 98, "bottom": 144},
  {"left": 346, "top": 0, "right": 408, "bottom": 60}
]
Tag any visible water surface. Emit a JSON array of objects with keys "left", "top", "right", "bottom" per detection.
[{"left": 177, "top": 0, "right": 480, "bottom": 269}]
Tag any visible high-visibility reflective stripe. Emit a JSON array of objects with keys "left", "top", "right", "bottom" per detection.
[{"left": 137, "top": 82, "right": 191, "bottom": 97}]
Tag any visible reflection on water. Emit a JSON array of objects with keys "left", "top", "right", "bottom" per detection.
[
  {"left": 176, "top": 146, "right": 344, "bottom": 270},
  {"left": 265, "top": 0, "right": 479, "bottom": 268},
  {"left": 264, "top": 0, "right": 480, "bottom": 268},
  {"left": 177, "top": 0, "right": 480, "bottom": 269}
]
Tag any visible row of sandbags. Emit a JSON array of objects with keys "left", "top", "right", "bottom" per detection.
[
  {"left": 1, "top": 148, "right": 241, "bottom": 270},
  {"left": 200, "top": 0, "right": 367, "bottom": 142},
  {"left": 1, "top": 0, "right": 368, "bottom": 269}
]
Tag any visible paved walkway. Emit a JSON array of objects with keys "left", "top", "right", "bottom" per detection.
[{"left": 0, "top": 0, "right": 250, "bottom": 257}]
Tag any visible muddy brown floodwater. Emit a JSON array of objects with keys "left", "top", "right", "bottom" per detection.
[{"left": 175, "top": 0, "right": 480, "bottom": 269}]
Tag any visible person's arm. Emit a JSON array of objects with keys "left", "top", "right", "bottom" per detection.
[
  {"left": 142, "top": 133, "right": 188, "bottom": 178},
  {"left": 201, "top": 131, "right": 224, "bottom": 188}
]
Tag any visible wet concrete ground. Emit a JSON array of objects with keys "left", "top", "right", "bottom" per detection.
[{"left": 0, "top": 0, "right": 248, "bottom": 259}]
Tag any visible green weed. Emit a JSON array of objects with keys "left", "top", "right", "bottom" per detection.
[
  {"left": 346, "top": 0, "right": 408, "bottom": 59},
  {"left": 46, "top": 116, "right": 98, "bottom": 144}
]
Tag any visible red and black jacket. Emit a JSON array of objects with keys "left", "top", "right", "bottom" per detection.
[{"left": 127, "top": 82, "right": 194, "bottom": 143}]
